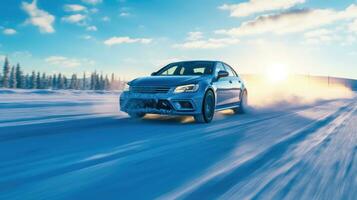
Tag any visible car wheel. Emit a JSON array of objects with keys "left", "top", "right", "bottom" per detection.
[
  {"left": 194, "top": 90, "right": 215, "bottom": 123},
  {"left": 234, "top": 90, "right": 248, "bottom": 114},
  {"left": 128, "top": 112, "right": 146, "bottom": 119}
]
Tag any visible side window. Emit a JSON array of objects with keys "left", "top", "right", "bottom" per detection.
[
  {"left": 215, "top": 62, "right": 225, "bottom": 76},
  {"left": 224, "top": 64, "right": 237, "bottom": 77},
  {"left": 179, "top": 67, "right": 185, "bottom": 75},
  {"left": 193, "top": 67, "right": 205, "bottom": 74},
  {"left": 161, "top": 65, "right": 178, "bottom": 75}
]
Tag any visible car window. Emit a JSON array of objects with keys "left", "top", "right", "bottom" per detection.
[
  {"left": 157, "top": 61, "right": 214, "bottom": 76},
  {"left": 215, "top": 62, "right": 225, "bottom": 76},
  {"left": 161, "top": 65, "right": 178, "bottom": 75},
  {"left": 224, "top": 64, "right": 237, "bottom": 77},
  {"left": 193, "top": 67, "right": 205, "bottom": 74}
]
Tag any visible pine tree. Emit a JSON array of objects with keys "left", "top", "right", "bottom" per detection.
[
  {"left": 0, "top": 59, "right": 118, "bottom": 91},
  {"left": 70, "top": 74, "right": 76, "bottom": 89},
  {"left": 15, "top": 63, "right": 24, "bottom": 88},
  {"left": 90, "top": 73, "right": 93, "bottom": 90},
  {"left": 25, "top": 74, "right": 30, "bottom": 89},
  {"left": 82, "top": 72, "right": 86, "bottom": 90},
  {"left": 111, "top": 73, "right": 115, "bottom": 83},
  {"left": 48, "top": 75, "right": 53, "bottom": 89},
  {"left": 57, "top": 73, "right": 63, "bottom": 89},
  {"left": 98, "top": 74, "right": 104, "bottom": 90},
  {"left": 90, "top": 72, "right": 96, "bottom": 90},
  {"left": 30, "top": 71, "right": 36, "bottom": 89},
  {"left": 9, "top": 66, "right": 17, "bottom": 88},
  {"left": 63, "top": 76, "right": 68, "bottom": 89},
  {"left": 118, "top": 76, "right": 122, "bottom": 90},
  {"left": 2, "top": 57, "right": 10, "bottom": 88},
  {"left": 105, "top": 75, "right": 110, "bottom": 90},
  {"left": 36, "top": 72, "right": 41, "bottom": 89},
  {"left": 110, "top": 73, "right": 115, "bottom": 90},
  {"left": 52, "top": 74, "right": 57, "bottom": 89},
  {"left": 41, "top": 73, "right": 47, "bottom": 89},
  {"left": 0, "top": 72, "right": 2, "bottom": 87}
]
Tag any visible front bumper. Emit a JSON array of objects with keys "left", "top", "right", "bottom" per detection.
[{"left": 120, "top": 91, "right": 205, "bottom": 115}]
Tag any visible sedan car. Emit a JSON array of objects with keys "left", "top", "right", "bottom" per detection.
[{"left": 120, "top": 60, "right": 248, "bottom": 123}]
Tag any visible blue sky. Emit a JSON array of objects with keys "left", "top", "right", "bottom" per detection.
[{"left": 0, "top": 0, "right": 357, "bottom": 79}]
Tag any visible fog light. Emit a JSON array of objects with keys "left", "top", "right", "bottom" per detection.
[{"left": 179, "top": 101, "right": 193, "bottom": 109}]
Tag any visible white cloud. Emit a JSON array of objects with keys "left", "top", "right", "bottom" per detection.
[
  {"left": 342, "top": 35, "right": 357, "bottom": 46},
  {"left": 90, "top": 8, "right": 98, "bottom": 13},
  {"left": 349, "top": 19, "right": 357, "bottom": 33},
  {"left": 102, "top": 16, "right": 110, "bottom": 22},
  {"left": 46, "top": 56, "right": 81, "bottom": 67},
  {"left": 104, "top": 37, "right": 152, "bottom": 46},
  {"left": 220, "top": 0, "right": 305, "bottom": 18},
  {"left": 173, "top": 38, "right": 239, "bottom": 49},
  {"left": 64, "top": 4, "right": 87, "bottom": 12},
  {"left": 45, "top": 56, "right": 95, "bottom": 68},
  {"left": 187, "top": 31, "right": 203, "bottom": 41},
  {"left": 21, "top": 0, "right": 55, "bottom": 33},
  {"left": 174, "top": 32, "right": 239, "bottom": 49},
  {"left": 304, "top": 29, "right": 340, "bottom": 44},
  {"left": 217, "top": 4, "right": 357, "bottom": 36},
  {"left": 349, "top": 51, "right": 357, "bottom": 56},
  {"left": 86, "top": 26, "right": 97, "bottom": 31},
  {"left": 81, "top": 0, "right": 102, "bottom": 5},
  {"left": 120, "top": 12, "right": 130, "bottom": 17},
  {"left": 3, "top": 28, "right": 17, "bottom": 35},
  {"left": 62, "top": 14, "right": 87, "bottom": 24},
  {"left": 304, "top": 29, "right": 332, "bottom": 38},
  {"left": 81, "top": 35, "right": 92, "bottom": 40},
  {"left": 12, "top": 51, "right": 32, "bottom": 58}
]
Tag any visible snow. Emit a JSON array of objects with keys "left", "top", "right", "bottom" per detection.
[
  {"left": 0, "top": 89, "right": 124, "bottom": 127},
  {"left": 0, "top": 88, "right": 357, "bottom": 200}
]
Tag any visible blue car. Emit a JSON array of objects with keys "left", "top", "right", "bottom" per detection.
[{"left": 120, "top": 60, "right": 248, "bottom": 123}]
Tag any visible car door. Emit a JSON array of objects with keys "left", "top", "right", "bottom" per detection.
[
  {"left": 213, "top": 62, "right": 232, "bottom": 107},
  {"left": 223, "top": 63, "right": 242, "bottom": 104}
]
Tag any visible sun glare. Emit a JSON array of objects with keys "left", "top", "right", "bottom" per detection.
[{"left": 266, "top": 64, "right": 289, "bottom": 83}]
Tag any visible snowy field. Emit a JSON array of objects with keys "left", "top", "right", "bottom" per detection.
[{"left": 0, "top": 89, "right": 357, "bottom": 200}]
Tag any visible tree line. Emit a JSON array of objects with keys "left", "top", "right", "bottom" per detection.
[{"left": 0, "top": 57, "right": 125, "bottom": 90}]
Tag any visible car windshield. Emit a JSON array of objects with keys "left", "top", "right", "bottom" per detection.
[{"left": 155, "top": 61, "right": 214, "bottom": 76}]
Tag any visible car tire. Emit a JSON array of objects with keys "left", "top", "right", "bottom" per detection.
[
  {"left": 128, "top": 112, "right": 146, "bottom": 119},
  {"left": 194, "top": 90, "right": 215, "bottom": 123},
  {"left": 233, "top": 90, "right": 248, "bottom": 114}
]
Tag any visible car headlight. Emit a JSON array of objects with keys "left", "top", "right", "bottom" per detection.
[
  {"left": 174, "top": 84, "right": 199, "bottom": 93},
  {"left": 123, "top": 84, "right": 130, "bottom": 92}
]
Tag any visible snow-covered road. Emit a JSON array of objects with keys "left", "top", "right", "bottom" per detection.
[{"left": 0, "top": 90, "right": 357, "bottom": 200}]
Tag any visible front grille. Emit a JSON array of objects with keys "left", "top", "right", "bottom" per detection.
[
  {"left": 130, "top": 86, "right": 170, "bottom": 94},
  {"left": 127, "top": 99, "right": 173, "bottom": 110}
]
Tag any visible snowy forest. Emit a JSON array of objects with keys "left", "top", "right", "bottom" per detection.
[{"left": 0, "top": 57, "right": 125, "bottom": 90}]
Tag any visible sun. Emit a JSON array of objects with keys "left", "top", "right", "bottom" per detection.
[{"left": 266, "top": 64, "right": 289, "bottom": 83}]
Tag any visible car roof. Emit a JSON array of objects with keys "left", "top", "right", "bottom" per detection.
[{"left": 169, "top": 60, "right": 222, "bottom": 65}]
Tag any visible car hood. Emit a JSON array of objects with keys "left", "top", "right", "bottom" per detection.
[{"left": 129, "top": 76, "right": 209, "bottom": 87}]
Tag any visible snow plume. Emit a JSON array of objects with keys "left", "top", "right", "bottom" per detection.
[{"left": 242, "top": 74, "right": 354, "bottom": 111}]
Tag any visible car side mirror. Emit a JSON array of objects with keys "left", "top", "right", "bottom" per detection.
[
  {"left": 151, "top": 72, "right": 157, "bottom": 76},
  {"left": 217, "top": 70, "right": 229, "bottom": 79}
]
